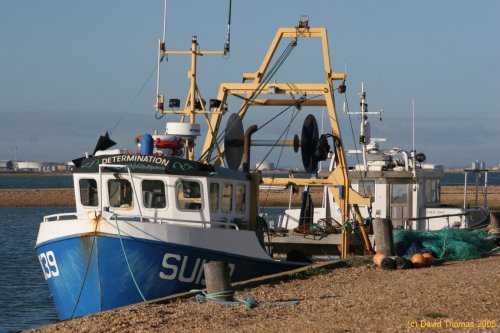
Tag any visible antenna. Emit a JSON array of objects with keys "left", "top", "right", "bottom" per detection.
[
  {"left": 162, "top": 0, "right": 167, "bottom": 43},
  {"left": 155, "top": 0, "right": 168, "bottom": 112},
  {"left": 412, "top": 97, "right": 416, "bottom": 170},
  {"left": 224, "top": 0, "right": 232, "bottom": 56}
]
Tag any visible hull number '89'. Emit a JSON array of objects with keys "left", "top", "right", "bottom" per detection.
[
  {"left": 159, "top": 253, "right": 235, "bottom": 286},
  {"left": 38, "top": 250, "right": 60, "bottom": 280}
]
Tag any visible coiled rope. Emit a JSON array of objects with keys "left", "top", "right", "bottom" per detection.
[{"left": 190, "top": 289, "right": 300, "bottom": 308}]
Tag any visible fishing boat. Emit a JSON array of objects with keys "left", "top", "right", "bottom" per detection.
[{"left": 35, "top": 12, "right": 374, "bottom": 319}]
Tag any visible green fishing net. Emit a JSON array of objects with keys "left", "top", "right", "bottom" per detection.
[{"left": 393, "top": 228, "right": 498, "bottom": 261}]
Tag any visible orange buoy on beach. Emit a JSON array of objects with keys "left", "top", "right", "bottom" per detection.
[
  {"left": 373, "top": 252, "right": 386, "bottom": 267},
  {"left": 411, "top": 253, "right": 425, "bottom": 267},
  {"left": 422, "top": 252, "right": 434, "bottom": 265}
]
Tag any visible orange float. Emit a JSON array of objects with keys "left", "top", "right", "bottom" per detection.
[
  {"left": 422, "top": 252, "right": 434, "bottom": 265},
  {"left": 373, "top": 252, "right": 386, "bottom": 267},
  {"left": 411, "top": 253, "right": 425, "bottom": 267}
]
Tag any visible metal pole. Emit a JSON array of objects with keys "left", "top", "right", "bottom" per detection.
[
  {"left": 484, "top": 170, "right": 488, "bottom": 208},
  {"left": 463, "top": 171, "right": 468, "bottom": 210}
]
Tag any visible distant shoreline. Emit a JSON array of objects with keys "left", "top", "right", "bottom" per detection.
[
  {"left": 0, "top": 172, "right": 71, "bottom": 177},
  {"left": 1, "top": 186, "right": 499, "bottom": 209}
]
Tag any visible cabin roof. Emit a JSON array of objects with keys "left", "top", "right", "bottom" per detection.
[{"left": 73, "top": 153, "right": 250, "bottom": 180}]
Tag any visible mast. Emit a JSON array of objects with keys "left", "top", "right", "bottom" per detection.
[{"left": 344, "top": 82, "right": 382, "bottom": 171}]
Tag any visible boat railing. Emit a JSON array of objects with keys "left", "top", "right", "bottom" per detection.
[
  {"left": 109, "top": 214, "right": 240, "bottom": 230},
  {"left": 43, "top": 212, "right": 88, "bottom": 222},
  {"left": 43, "top": 211, "right": 241, "bottom": 230},
  {"left": 398, "top": 212, "right": 469, "bottom": 230}
]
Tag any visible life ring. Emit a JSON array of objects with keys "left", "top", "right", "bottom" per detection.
[
  {"left": 136, "top": 134, "right": 184, "bottom": 149},
  {"left": 153, "top": 147, "right": 183, "bottom": 157},
  {"left": 154, "top": 139, "right": 184, "bottom": 149},
  {"left": 153, "top": 135, "right": 184, "bottom": 149}
]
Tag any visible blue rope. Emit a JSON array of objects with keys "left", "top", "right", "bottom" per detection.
[
  {"left": 113, "top": 214, "right": 147, "bottom": 302},
  {"left": 190, "top": 289, "right": 299, "bottom": 308}
]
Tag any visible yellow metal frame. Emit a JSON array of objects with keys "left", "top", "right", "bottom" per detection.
[
  {"left": 199, "top": 26, "right": 373, "bottom": 258},
  {"left": 159, "top": 38, "right": 225, "bottom": 160}
]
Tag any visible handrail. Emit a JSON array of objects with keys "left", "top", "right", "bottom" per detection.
[
  {"left": 43, "top": 211, "right": 240, "bottom": 230},
  {"left": 113, "top": 214, "right": 240, "bottom": 230},
  {"left": 397, "top": 212, "right": 469, "bottom": 230},
  {"left": 43, "top": 212, "right": 87, "bottom": 222},
  {"left": 403, "top": 212, "right": 469, "bottom": 222}
]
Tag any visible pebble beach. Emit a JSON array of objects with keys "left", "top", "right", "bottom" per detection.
[
  {"left": 27, "top": 255, "right": 500, "bottom": 333},
  {"left": 1, "top": 186, "right": 499, "bottom": 209}
]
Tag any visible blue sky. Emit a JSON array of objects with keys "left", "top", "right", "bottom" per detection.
[{"left": 0, "top": 1, "right": 498, "bottom": 168}]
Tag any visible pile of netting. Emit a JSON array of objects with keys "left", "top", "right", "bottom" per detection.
[{"left": 394, "top": 228, "right": 499, "bottom": 261}]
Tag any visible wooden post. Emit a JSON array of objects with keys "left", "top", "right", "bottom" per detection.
[
  {"left": 203, "top": 261, "right": 234, "bottom": 301},
  {"left": 372, "top": 218, "right": 395, "bottom": 256},
  {"left": 488, "top": 211, "right": 500, "bottom": 231}
]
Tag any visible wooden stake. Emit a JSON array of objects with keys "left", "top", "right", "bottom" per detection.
[
  {"left": 203, "top": 261, "right": 234, "bottom": 301},
  {"left": 372, "top": 218, "right": 395, "bottom": 256}
]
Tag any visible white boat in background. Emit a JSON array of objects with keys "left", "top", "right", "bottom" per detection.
[{"left": 277, "top": 85, "right": 490, "bottom": 232}]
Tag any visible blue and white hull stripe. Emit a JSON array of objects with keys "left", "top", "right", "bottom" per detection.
[{"left": 35, "top": 216, "right": 303, "bottom": 320}]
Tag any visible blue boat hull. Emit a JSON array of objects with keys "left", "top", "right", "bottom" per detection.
[{"left": 35, "top": 233, "right": 301, "bottom": 320}]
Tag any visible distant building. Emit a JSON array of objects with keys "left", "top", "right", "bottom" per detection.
[
  {"left": 0, "top": 160, "right": 13, "bottom": 171},
  {"left": 256, "top": 162, "right": 275, "bottom": 171},
  {"left": 12, "top": 161, "right": 70, "bottom": 172}
]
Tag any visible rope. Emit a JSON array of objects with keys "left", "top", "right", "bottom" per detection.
[
  {"left": 258, "top": 101, "right": 302, "bottom": 212},
  {"left": 191, "top": 289, "right": 299, "bottom": 308},
  {"left": 69, "top": 217, "right": 99, "bottom": 319},
  {"left": 200, "top": 39, "right": 297, "bottom": 162},
  {"left": 112, "top": 213, "right": 147, "bottom": 302}
]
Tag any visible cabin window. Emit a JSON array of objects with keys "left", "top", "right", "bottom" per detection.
[
  {"left": 142, "top": 180, "right": 166, "bottom": 209},
  {"left": 222, "top": 183, "right": 233, "bottom": 213},
  {"left": 391, "top": 183, "right": 408, "bottom": 204},
  {"left": 357, "top": 180, "right": 375, "bottom": 198},
  {"left": 209, "top": 183, "right": 219, "bottom": 213},
  {"left": 79, "top": 179, "right": 98, "bottom": 207},
  {"left": 425, "top": 179, "right": 440, "bottom": 204},
  {"left": 176, "top": 180, "right": 202, "bottom": 210},
  {"left": 108, "top": 179, "right": 133, "bottom": 208},
  {"left": 235, "top": 184, "right": 246, "bottom": 213}
]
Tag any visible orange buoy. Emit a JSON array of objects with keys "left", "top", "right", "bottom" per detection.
[
  {"left": 411, "top": 253, "right": 425, "bottom": 267},
  {"left": 373, "top": 252, "right": 386, "bottom": 267},
  {"left": 422, "top": 252, "right": 434, "bottom": 265}
]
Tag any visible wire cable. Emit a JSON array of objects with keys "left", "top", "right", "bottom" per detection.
[{"left": 110, "top": 64, "right": 159, "bottom": 135}]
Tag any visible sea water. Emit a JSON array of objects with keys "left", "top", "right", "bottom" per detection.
[
  {"left": 0, "top": 207, "right": 72, "bottom": 333},
  {"left": 1, "top": 173, "right": 500, "bottom": 189},
  {"left": 0, "top": 175, "right": 73, "bottom": 189}
]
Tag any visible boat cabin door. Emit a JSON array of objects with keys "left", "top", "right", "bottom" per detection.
[{"left": 390, "top": 183, "right": 411, "bottom": 228}]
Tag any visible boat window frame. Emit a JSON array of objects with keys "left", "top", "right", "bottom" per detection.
[
  {"left": 235, "top": 183, "right": 246, "bottom": 213},
  {"left": 390, "top": 183, "right": 409, "bottom": 205},
  {"left": 175, "top": 179, "right": 203, "bottom": 211},
  {"left": 221, "top": 183, "right": 233, "bottom": 213},
  {"left": 209, "top": 182, "right": 220, "bottom": 213},
  {"left": 108, "top": 178, "right": 134, "bottom": 209},
  {"left": 357, "top": 179, "right": 375, "bottom": 199},
  {"left": 79, "top": 178, "right": 99, "bottom": 207},
  {"left": 425, "top": 178, "right": 440, "bottom": 204},
  {"left": 141, "top": 179, "right": 167, "bottom": 209}
]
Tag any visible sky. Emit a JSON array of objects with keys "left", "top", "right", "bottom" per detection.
[{"left": 0, "top": 0, "right": 498, "bottom": 168}]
